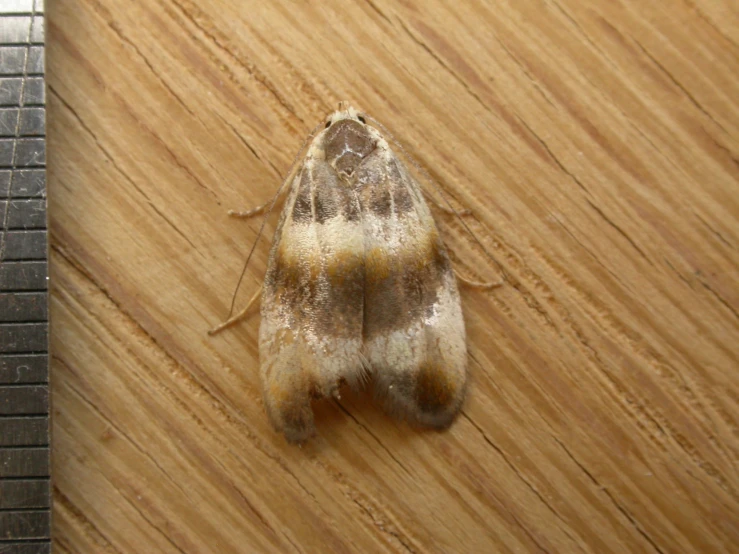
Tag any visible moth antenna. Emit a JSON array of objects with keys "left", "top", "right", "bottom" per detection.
[
  {"left": 364, "top": 113, "right": 507, "bottom": 281},
  {"left": 226, "top": 119, "right": 325, "bottom": 320}
]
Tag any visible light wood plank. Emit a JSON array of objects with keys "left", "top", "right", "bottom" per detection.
[{"left": 47, "top": 0, "right": 739, "bottom": 552}]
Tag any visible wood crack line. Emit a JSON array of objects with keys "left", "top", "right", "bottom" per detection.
[
  {"left": 585, "top": 198, "right": 653, "bottom": 265},
  {"left": 347, "top": 495, "right": 416, "bottom": 554},
  {"left": 213, "top": 111, "right": 284, "bottom": 179},
  {"left": 53, "top": 355, "right": 192, "bottom": 503},
  {"left": 516, "top": 117, "right": 589, "bottom": 193},
  {"left": 334, "top": 401, "right": 413, "bottom": 479},
  {"left": 59, "top": 376, "right": 189, "bottom": 553},
  {"left": 54, "top": 487, "right": 125, "bottom": 554},
  {"left": 398, "top": 16, "right": 596, "bottom": 203},
  {"left": 396, "top": 19, "right": 492, "bottom": 118},
  {"left": 363, "top": 0, "right": 392, "bottom": 24},
  {"left": 693, "top": 212, "right": 736, "bottom": 250},
  {"left": 205, "top": 447, "right": 282, "bottom": 544},
  {"left": 461, "top": 411, "right": 581, "bottom": 549},
  {"left": 90, "top": 0, "right": 196, "bottom": 119},
  {"left": 449, "top": 419, "right": 550, "bottom": 552},
  {"left": 698, "top": 279, "right": 739, "bottom": 321},
  {"left": 553, "top": 437, "right": 666, "bottom": 554},
  {"left": 49, "top": 86, "right": 206, "bottom": 258},
  {"left": 169, "top": 0, "right": 302, "bottom": 124},
  {"left": 630, "top": 37, "right": 728, "bottom": 136}
]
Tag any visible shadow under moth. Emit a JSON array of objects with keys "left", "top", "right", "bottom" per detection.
[{"left": 214, "top": 104, "right": 496, "bottom": 443}]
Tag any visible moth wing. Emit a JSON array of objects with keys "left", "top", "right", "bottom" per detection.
[
  {"left": 259, "top": 159, "right": 365, "bottom": 442},
  {"left": 357, "top": 149, "right": 467, "bottom": 428}
]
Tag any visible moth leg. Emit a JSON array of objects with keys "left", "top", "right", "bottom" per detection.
[
  {"left": 228, "top": 206, "right": 267, "bottom": 218},
  {"left": 208, "top": 285, "right": 262, "bottom": 335},
  {"left": 454, "top": 269, "right": 503, "bottom": 290},
  {"left": 228, "top": 182, "right": 291, "bottom": 218},
  {"left": 229, "top": 197, "right": 286, "bottom": 218},
  {"left": 423, "top": 191, "right": 472, "bottom": 216}
]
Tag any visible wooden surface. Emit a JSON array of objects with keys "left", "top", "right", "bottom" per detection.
[{"left": 46, "top": 0, "right": 738, "bottom": 552}]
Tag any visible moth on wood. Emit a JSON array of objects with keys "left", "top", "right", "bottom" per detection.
[{"left": 215, "top": 104, "right": 495, "bottom": 443}]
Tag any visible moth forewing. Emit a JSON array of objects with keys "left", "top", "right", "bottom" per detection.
[{"left": 258, "top": 105, "right": 467, "bottom": 442}]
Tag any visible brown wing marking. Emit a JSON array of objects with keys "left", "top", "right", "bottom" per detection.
[
  {"left": 358, "top": 151, "right": 467, "bottom": 428},
  {"left": 259, "top": 159, "right": 365, "bottom": 442}
]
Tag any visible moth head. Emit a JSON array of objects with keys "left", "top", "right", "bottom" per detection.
[{"left": 322, "top": 104, "right": 376, "bottom": 181}]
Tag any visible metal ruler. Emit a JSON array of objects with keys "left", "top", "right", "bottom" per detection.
[{"left": 0, "top": 1, "right": 50, "bottom": 552}]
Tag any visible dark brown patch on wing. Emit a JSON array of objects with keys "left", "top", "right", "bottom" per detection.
[
  {"left": 363, "top": 233, "right": 450, "bottom": 338},
  {"left": 314, "top": 183, "right": 338, "bottom": 224},
  {"left": 270, "top": 245, "right": 364, "bottom": 339},
  {"left": 387, "top": 157, "right": 416, "bottom": 215},
  {"left": 341, "top": 192, "right": 361, "bottom": 222},
  {"left": 369, "top": 185, "right": 392, "bottom": 216},
  {"left": 292, "top": 169, "right": 313, "bottom": 223},
  {"left": 306, "top": 161, "right": 339, "bottom": 224},
  {"left": 294, "top": 160, "right": 360, "bottom": 225},
  {"left": 262, "top": 369, "right": 318, "bottom": 443},
  {"left": 267, "top": 246, "right": 304, "bottom": 314},
  {"left": 415, "top": 361, "right": 457, "bottom": 414},
  {"left": 272, "top": 391, "right": 315, "bottom": 444},
  {"left": 393, "top": 181, "right": 414, "bottom": 213},
  {"left": 354, "top": 150, "right": 386, "bottom": 189},
  {"left": 317, "top": 250, "right": 365, "bottom": 338},
  {"left": 355, "top": 151, "right": 416, "bottom": 217}
]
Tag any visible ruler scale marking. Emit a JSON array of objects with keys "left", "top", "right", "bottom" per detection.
[{"left": 0, "top": 2, "right": 50, "bottom": 551}]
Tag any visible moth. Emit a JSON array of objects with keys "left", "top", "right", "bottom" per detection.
[{"left": 219, "top": 104, "right": 477, "bottom": 443}]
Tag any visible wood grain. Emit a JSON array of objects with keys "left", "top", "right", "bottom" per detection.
[{"left": 46, "top": 0, "right": 738, "bottom": 552}]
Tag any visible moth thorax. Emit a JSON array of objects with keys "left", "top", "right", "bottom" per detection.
[{"left": 323, "top": 119, "right": 376, "bottom": 180}]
